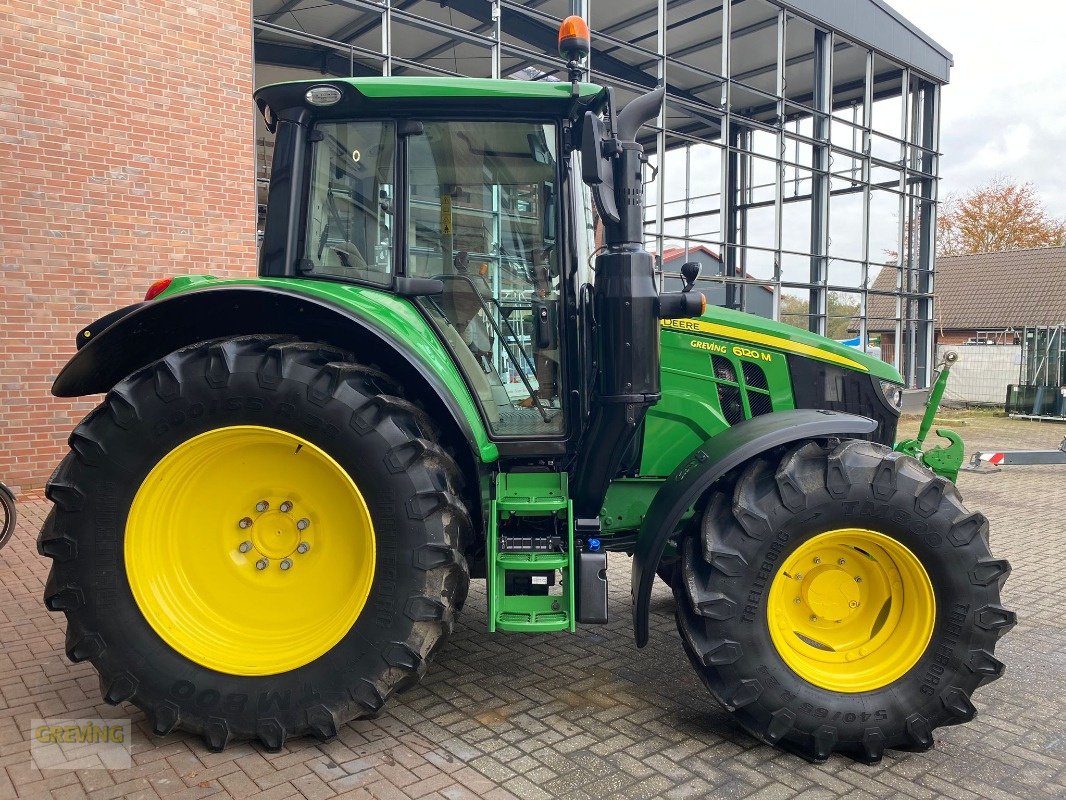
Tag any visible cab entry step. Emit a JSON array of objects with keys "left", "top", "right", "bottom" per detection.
[{"left": 489, "top": 473, "right": 575, "bottom": 633}]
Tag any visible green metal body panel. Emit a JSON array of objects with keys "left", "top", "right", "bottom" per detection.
[
  {"left": 258, "top": 76, "right": 604, "bottom": 102},
  {"left": 157, "top": 275, "right": 499, "bottom": 463},
  {"left": 600, "top": 307, "right": 905, "bottom": 535},
  {"left": 641, "top": 316, "right": 796, "bottom": 476},
  {"left": 661, "top": 307, "right": 900, "bottom": 382},
  {"left": 599, "top": 478, "right": 662, "bottom": 535}
]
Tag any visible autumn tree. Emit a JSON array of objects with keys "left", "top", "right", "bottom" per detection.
[
  {"left": 779, "top": 292, "right": 860, "bottom": 340},
  {"left": 937, "top": 177, "right": 1066, "bottom": 256}
]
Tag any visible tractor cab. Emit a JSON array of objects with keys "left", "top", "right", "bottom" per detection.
[{"left": 256, "top": 77, "right": 609, "bottom": 445}]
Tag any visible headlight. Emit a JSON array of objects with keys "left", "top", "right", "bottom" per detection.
[{"left": 879, "top": 380, "right": 903, "bottom": 410}]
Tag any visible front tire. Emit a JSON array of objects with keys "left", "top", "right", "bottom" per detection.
[
  {"left": 674, "top": 439, "right": 1014, "bottom": 763},
  {"left": 39, "top": 336, "right": 471, "bottom": 751}
]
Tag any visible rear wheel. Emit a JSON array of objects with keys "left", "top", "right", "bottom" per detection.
[
  {"left": 39, "top": 336, "right": 471, "bottom": 751},
  {"left": 0, "top": 481, "right": 15, "bottom": 551},
  {"left": 674, "top": 439, "right": 1014, "bottom": 763}
]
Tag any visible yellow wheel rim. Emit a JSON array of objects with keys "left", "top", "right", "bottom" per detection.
[
  {"left": 125, "top": 425, "right": 375, "bottom": 676},
  {"left": 766, "top": 528, "right": 935, "bottom": 692}
]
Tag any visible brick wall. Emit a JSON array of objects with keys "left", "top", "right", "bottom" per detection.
[{"left": 0, "top": 1, "right": 256, "bottom": 496}]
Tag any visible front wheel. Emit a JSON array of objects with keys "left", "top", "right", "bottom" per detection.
[
  {"left": 39, "top": 336, "right": 471, "bottom": 751},
  {"left": 674, "top": 439, "right": 1014, "bottom": 763}
]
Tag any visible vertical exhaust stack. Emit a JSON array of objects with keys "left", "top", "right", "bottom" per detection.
[{"left": 572, "top": 86, "right": 667, "bottom": 519}]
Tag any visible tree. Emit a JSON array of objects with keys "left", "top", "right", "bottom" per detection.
[
  {"left": 937, "top": 177, "right": 1066, "bottom": 256},
  {"left": 779, "top": 292, "right": 860, "bottom": 340}
]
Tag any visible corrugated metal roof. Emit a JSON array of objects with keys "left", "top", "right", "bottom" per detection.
[{"left": 866, "top": 246, "right": 1066, "bottom": 330}]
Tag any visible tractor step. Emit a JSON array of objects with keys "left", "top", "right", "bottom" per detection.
[{"left": 489, "top": 472, "right": 575, "bottom": 633}]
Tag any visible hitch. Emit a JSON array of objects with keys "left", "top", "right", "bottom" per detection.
[
  {"left": 895, "top": 351, "right": 965, "bottom": 482},
  {"left": 964, "top": 436, "right": 1066, "bottom": 472}
]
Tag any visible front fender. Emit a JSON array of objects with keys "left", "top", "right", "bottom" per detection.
[
  {"left": 53, "top": 284, "right": 498, "bottom": 463},
  {"left": 631, "top": 409, "right": 877, "bottom": 646}
]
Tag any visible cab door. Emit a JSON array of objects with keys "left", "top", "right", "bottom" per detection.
[{"left": 404, "top": 118, "right": 566, "bottom": 439}]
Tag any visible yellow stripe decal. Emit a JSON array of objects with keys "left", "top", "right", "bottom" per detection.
[{"left": 662, "top": 318, "right": 869, "bottom": 372}]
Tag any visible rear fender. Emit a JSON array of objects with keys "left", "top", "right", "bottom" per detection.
[
  {"left": 631, "top": 409, "right": 877, "bottom": 646},
  {"left": 53, "top": 285, "right": 497, "bottom": 467}
]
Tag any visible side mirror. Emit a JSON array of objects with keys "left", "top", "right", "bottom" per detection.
[
  {"left": 581, "top": 109, "right": 620, "bottom": 224},
  {"left": 680, "top": 261, "right": 701, "bottom": 293}
]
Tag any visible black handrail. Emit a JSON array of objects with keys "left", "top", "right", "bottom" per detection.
[{"left": 431, "top": 274, "right": 553, "bottom": 423}]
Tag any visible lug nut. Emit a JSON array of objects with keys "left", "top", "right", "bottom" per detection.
[
  {"left": 238, "top": 541, "right": 252, "bottom": 553},
  {"left": 793, "top": 597, "right": 801, "bottom": 604},
  {"left": 813, "top": 557, "right": 821, "bottom": 564},
  {"left": 297, "top": 518, "right": 310, "bottom": 531},
  {"left": 838, "top": 558, "right": 846, "bottom": 566},
  {"left": 849, "top": 600, "right": 860, "bottom": 608},
  {"left": 256, "top": 500, "right": 269, "bottom": 512},
  {"left": 255, "top": 558, "right": 268, "bottom": 570},
  {"left": 297, "top": 542, "right": 310, "bottom": 554},
  {"left": 280, "top": 501, "right": 293, "bottom": 513},
  {"left": 238, "top": 517, "right": 253, "bottom": 529},
  {"left": 280, "top": 559, "right": 292, "bottom": 571},
  {"left": 794, "top": 573, "right": 804, "bottom": 581},
  {"left": 855, "top": 576, "right": 863, "bottom": 583},
  {"left": 809, "top": 614, "right": 818, "bottom": 622}
]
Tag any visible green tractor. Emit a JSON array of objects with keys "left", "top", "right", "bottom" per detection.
[{"left": 40, "top": 19, "right": 1012, "bottom": 763}]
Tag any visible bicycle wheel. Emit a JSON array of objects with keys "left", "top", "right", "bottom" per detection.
[{"left": 0, "top": 482, "right": 15, "bottom": 551}]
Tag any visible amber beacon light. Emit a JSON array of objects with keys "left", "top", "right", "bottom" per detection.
[{"left": 558, "top": 15, "right": 591, "bottom": 62}]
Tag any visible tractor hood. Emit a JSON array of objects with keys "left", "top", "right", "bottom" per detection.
[{"left": 663, "top": 306, "right": 902, "bottom": 383}]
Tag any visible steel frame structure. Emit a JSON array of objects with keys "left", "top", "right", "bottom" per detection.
[{"left": 250, "top": 0, "right": 949, "bottom": 387}]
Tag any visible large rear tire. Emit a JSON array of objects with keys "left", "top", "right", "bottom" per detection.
[
  {"left": 39, "top": 335, "right": 471, "bottom": 751},
  {"left": 674, "top": 439, "right": 1014, "bottom": 763}
]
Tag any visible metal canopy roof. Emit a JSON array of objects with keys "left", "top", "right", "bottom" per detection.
[
  {"left": 252, "top": 0, "right": 951, "bottom": 143},
  {"left": 784, "top": 0, "right": 952, "bottom": 83}
]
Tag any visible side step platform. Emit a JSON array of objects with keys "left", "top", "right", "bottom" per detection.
[{"left": 488, "top": 472, "right": 575, "bottom": 633}]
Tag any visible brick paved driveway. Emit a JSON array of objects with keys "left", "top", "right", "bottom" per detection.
[{"left": 2, "top": 416, "right": 1064, "bottom": 799}]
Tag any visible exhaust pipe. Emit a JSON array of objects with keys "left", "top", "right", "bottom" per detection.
[{"left": 572, "top": 87, "right": 665, "bottom": 519}]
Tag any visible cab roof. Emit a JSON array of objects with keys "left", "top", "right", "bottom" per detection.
[{"left": 255, "top": 77, "right": 605, "bottom": 126}]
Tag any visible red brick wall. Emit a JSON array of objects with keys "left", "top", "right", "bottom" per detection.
[{"left": 0, "top": 1, "right": 256, "bottom": 496}]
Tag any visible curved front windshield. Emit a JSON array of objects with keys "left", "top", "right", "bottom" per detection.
[{"left": 407, "top": 120, "right": 564, "bottom": 437}]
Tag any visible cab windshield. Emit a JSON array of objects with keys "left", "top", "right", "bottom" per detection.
[{"left": 406, "top": 120, "right": 564, "bottom": 437}]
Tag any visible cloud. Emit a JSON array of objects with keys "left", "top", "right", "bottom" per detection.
[
  {"left": 887, "top": 1, "right": 1066, "bottom": 217},
  {"left": 972, "top": 124, "right": 1032, "bottom": 170}
]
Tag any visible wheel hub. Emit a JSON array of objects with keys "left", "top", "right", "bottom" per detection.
[
  {"left": 766, "top": 528, "right": 935, "bottom": 692},
  {"left": 801, "top": 562, "right": 861, "bottom": 622},
  {"left": 241, "top": 500, "right": 312, "bottom": 566}
]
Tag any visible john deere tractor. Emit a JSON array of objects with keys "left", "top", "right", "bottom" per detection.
[{"left": 40, "top": 18, "right": 1012, "bottom": 763}]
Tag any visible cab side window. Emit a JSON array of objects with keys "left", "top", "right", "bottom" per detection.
[{"left": 304, "top": 121, "right": 395, "bottom": 284}]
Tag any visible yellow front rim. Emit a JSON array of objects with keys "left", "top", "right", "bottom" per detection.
[
  {"left": 766, "top": 528, "right": 935, "bottom": 693},
  {"left": 125, "top": 426, "right": 375, "bottom": 676}
]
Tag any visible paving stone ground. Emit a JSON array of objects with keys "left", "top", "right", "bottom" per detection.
[{"left": 1, "top": 415, "right": 1064, "bottom": 799}]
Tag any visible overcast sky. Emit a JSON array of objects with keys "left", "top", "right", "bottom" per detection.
[{"left": 887, "top": 0, "right": 1066, "bottom": 215}]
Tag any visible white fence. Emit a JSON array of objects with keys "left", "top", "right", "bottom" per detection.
[{"left": 937, "top": 344, "right": 1020, "bottom": 405}]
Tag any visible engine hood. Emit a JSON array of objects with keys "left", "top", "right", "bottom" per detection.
[{"left": 662, "top": 306, "right": 902, "bottom": 384}]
